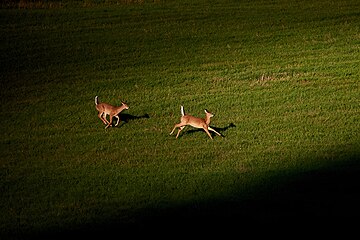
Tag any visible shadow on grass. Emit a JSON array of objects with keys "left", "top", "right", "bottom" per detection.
[
  {"left": 110, "top": 113, "right": 150, "bottom": 128},
  {"left": 211, "top": 122, "right": 236, "bottom": 137},
  {"left": 13, "top": 147, "right": 360, "bottom": 238},
  {"left": 182, "top": 122, "right": 236, "bottom": 138},
  {"left": 119, "top": 113, "right": 150, "bottom": 123}
]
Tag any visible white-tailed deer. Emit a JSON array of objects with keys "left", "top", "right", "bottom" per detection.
[
  {"left": 95, "top": 96, "right": 129, "bottom": 129},
  {"left": 170, "top": 105, "right": 222, "bottom": 139}
]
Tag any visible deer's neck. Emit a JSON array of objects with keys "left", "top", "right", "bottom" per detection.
[
  {"left": 205, "top": 117, "right": 211, "bottom": 126},
  {"left": 115, "top": 105, "right": 126, "bottom": 114}
]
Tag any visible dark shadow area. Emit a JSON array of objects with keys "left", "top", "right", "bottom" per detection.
[
  {"left": 110, "top": 113, "right": 150, "bottom": 127},
  {"left": 211, "top": 122, "right": 236, "bottom": 137},
  {"left": 10, "top": 147, "right": 360, "bottom": 239},
  {"left": 183, "top": 122, "right": 236, "bottom": 138},
  {"left": 118, "top": 113, "right": 150, "bottom": 123}
]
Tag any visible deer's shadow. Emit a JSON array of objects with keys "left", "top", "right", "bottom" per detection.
[
  {"left": 119, "top": 113, "right": 150, "bottom": 123},
  {"left": 111, "top": 113, "right": 150, "bottom": 127},
  {"left": 183, "top": 122, "right": 236, "bottom": 137}
]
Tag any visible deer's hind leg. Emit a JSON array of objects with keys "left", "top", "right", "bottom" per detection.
[
  {"left": 170, "top": 123, "right": 183, "bottom": 135},
  {"left": 105, "top": 115, "right": 113, "bottom": 129},
  {"left": 98, "top": 112, "right": 109, "bottom": 125},
  {"left": 176, "top": 126, "right": 186, "bottom": 139}
]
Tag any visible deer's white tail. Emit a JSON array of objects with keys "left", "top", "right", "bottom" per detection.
[
  {"left": 180, "top": 105, "right": 185, "bottom": 116},
  {"left": 95, "top": 96, "right": 99, "bottom": 105}
]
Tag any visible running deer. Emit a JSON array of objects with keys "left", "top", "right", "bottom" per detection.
[
  {"left": 170, "top": 105, "right": 222, "bottom": 139},
  {"left": 95, "top": 96, "right": 129, "bottom": 129}
]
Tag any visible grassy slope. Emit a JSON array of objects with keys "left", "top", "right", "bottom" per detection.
[{"left": 1, "top": 0, "right": 359, "bottom": 237}]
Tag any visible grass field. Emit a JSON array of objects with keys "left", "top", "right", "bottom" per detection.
[{"left": 1, "top": 0, "right": 359, "bottom": 238}]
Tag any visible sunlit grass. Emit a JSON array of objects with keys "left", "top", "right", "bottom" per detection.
[{"left": 1, "top": 0, "right": 359, "bottom": 237}]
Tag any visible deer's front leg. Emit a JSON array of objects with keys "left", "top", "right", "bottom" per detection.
[
  {"left": 208, "top": 126, "right": 222, "bottom": 136},
  {"left": 203, "top": 127, "right": 213, "bottom": 139},
  {"left": 114, "top": 115, "right": 120, "bottom": 127}
]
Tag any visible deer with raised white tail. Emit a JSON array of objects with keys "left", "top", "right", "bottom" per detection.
[
  {"left": 95, "top": 96, "right": 129, "bottom": 129},
  {"left": 170, "top": 105, "right": 222, "bottom": 139}
]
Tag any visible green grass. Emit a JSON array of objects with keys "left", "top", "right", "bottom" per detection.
[{"left": 1, "top": 0, "right": 360, "bottom": 237}]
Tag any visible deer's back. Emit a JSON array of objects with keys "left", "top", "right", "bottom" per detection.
[
  {"left": 181, "top": 115, "right": 207, "bottom": 128},
  {"left": 96, "top": 103, "right": 117, "bottom": 114}
]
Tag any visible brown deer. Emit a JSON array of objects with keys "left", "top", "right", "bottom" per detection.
[
  {"left": 95, "top": 96, "right": 129, "bottom": 129},
  {"left": 170, "top": 105, "right": 222, "bottom": 139}
]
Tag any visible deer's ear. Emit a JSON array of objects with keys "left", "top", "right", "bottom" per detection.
[{"left": 204, "top": 109, "right": 208, "bottom": 113}]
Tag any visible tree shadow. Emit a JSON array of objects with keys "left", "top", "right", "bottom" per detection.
[
  {"left": 13, "top": 146, "right": 360, "bottom": 239},
  {"left": 184, "top": 122, "right": 236, "bottom": 137}
]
